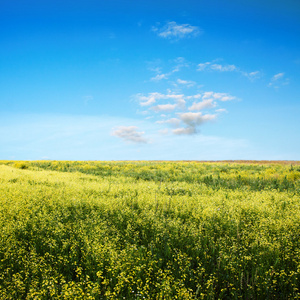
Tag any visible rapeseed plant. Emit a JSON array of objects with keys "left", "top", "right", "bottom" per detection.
[{"left": 0, "top": 161, "right": 299, "bottom": 298}]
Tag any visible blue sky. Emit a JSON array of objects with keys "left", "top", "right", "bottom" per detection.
[{"left": 1, "top": 0, "right": 299, "bottom": 160}]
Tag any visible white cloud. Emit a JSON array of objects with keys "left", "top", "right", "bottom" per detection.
[
  {"left": 111, "top": 126, "right": 148, "bottom": 144},
  {"left": 153, "top": 21, "right": 201, "bottom": 40},
  {"left": 173, "top": 127, "right": 196, "bottom": 135},
  {"left": 272, "top": 72, "right": 285, "bottom": 81},
  {"left": 150, "top": 74, "right": 168, "bottom": 81},
  {"left": 177, "top": 78, "right": 195, "bottom": 87},
  {"left": 136, "top": 92, "right": 165, "bottom": 106},
  {"left": 168, "top": 94, "right": 185, "bottom": 100},
  {"left": 149, "top": 58, "right": 189, "bottom": 82},
  {"left": 138, "top": 91, "right": 234, "bottom": 107},
  {"left": 186, "top": 94, "right": 202, "bottom": 100},
  {"left": 197, "top": 60, "right": 260, "bottom": 80},
  {"left": 268, "top": 72, "right": 289, "bottom": 88},
  {"left": 156, "top": 118, "right": 181, "bottom": 127},
  {"left": 152, "top": 104, "right": 177, "bottom": 112},
  {"left": 135, "top": 90, "right": 236, "bottom": 135},
  {"left": 202, "top": 91, "right": 235, "bottom": 101},
  {"left": 215, "top": 108, "right": 228, "bottom": 113},
  {"left": 172, "top": 57, "right": 190, "bottom": 71},
  {"left": 179, "top": 112, "right": 216, "bottom": 127},
  {"left": 197, "top": 62, "right": 211, "bottom": 71},
  {"left": 202, "top": 91, "right": 214, "bottom": 99},
  {"left": 197, "top": 62, "right": 237, "bottom": 72},
  {"left": 136, "top": 92, "right": 185, "bottom": 107},
  {"left": 210, "top": 64, "right": 237, "bottom": 72},
  {"left": 242, "top": 71, "right": 261, "bottom": 80},
  {"left": 188, "top": 99, "right": 215, "bottom": 111},
  {"left": 218, "top": 94, "right": 236, "bottom": 101}
]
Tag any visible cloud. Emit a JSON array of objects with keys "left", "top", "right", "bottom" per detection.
[
  {"left": 165, "top": 112, "right": 217, "bottom": 135},
  {"left": 198, "top": 62, "right": 237, "bottom": 72},
  {"left": 155, "top": 110, "right": 217, "bottom": 136},
  {"left": 268, "top": 72, "right": 289, "bottom": 88},
  {"left": 152, "top": 104, "right": 177, "bottom": 112},
  {"left": 149, "top": 58, "right": 189, "bottom": 82},
  {"left": 210, "top": 64, "right": 237, "bottom": 72},
  {"left": 272, "top": 73, "right": 284, "bottom": 81},
  {"left": 179, "top": 112, "right": 216, "bottom": 127},
  {"left": 202, "top": 91, "right": 235, "bottom": 101},
  {"left": 197, "top": 60, "right": 261, "bottom": 80},
  {"left": 156, "top": 118, "right": 181, "bottom": 127},
  {"left": 215, "top": 108, "right": 228, "bottom": 113},
  {"left": 242, "top": 71, "right": 261, "bottom": 80},
  {"left": 150, "top": 74, "right": 168, "bottom": 81},
  {"left": 111, "top": 126, "right": 148, "bottom": 144},
  {"left": 135, "top": 90, "right": 235, "bottom": 135},
  {"left": 177, "top": 78, "right": 195, "bottom": 87},
  {"left": 197, "top": 62, "right": 211, "bottom": 71},
  {"left": 153, "top": 21, "right": 201, "bottom": 40},
  {"left": 136, "top": 92, "right": 165, "bottom": 106},
  {"left": 188, "top": 99, "right": 215, "bottom": 111},
  {"left": 173, "top": 127, "right": 196, "bottom": 135},
  {"left": 138, "top": 91, "right": 234, "bottom": 107},
  {"left": 136, "top": 92, "right": 185, "bottom": 107}
]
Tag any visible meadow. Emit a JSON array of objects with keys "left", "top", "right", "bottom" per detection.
[{"left": 0, "top": 160, "right": 300, "bottom": 299}]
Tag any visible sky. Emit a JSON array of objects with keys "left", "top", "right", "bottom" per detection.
[{"left": 0, "top": 0, "right": 299, "bottom": 160}]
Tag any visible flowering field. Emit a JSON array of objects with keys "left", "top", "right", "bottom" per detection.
[{"left": 0, "top": 161, "right": 300, "bottom": 299}]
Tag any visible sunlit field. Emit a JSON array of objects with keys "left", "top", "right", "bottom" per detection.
[{"left": 0, "top": 160, "right": 300, "bottom": 299}]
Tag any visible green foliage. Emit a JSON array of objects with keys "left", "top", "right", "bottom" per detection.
[
  {"left": 4, "top": 160, "right": 298, "bottom": 193},
  {"left": 0, "top": 161, "right": 299, "bottom": 298},
  {"left": 13, "top": 161, "right": 29, "bottom": 170}
]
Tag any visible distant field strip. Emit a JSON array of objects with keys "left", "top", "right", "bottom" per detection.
[{"left": 0, "top": 161, "right": 300, "bottom": 299}]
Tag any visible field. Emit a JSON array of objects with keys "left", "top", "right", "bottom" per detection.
[{"left": 0, "top": 160, "right": 300, "bottom": 299}]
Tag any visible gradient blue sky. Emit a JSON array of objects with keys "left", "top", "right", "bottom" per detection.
[{"left": 1, "top": 0, "right": 299, "bottom": 160}]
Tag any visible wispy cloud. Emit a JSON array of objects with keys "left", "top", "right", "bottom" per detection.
[
  {"left": 198, "top": 62, "right": 237, "bottom": 72},
  {"left": 149, "top": 57, "right": 189, "bottom": 81},
  {"left": 111, "top": 126, "right": 148, "bottom": 144},
  {"left": 156, "top": 118, "right": 181, "bottom": 127},
  {"left": 177, "top": 78, "right": 195, "bottom": 87},
  {"left": 210, "top": 64, "right": 237, "bottom": 72},
  {"left": 135, "top": 92, "right": 165, "bottom": 106},
  {"left": 152, "top": 21, "right": 201, "bottom": 40},
  {"left": 202, "top": 91, "right": 236, "bottom": 101},
  {"left": 150, "top": 74, "right": 168, "bottom": 81},
  {"left": 152, "top": 104, "right": 177, "bottom": 112},
  {"left": 268, "top": 72, "right": 289, "bottom": 88},
  {"left": 273, "top": 73, "right": 284, "bottom": 80},
  {"left": 173, "top": 127, "right": 196, "bottom": 135},
  {"left": 136, "top": 92, "right": 185, "bottom": 107},
  {"left": 189, "top": 99, "right": 215, "bottom": 111},
  {"left": 197, "top": 60, "right": 261, "bottom": 80},
  {"left": 242, "top": 71, "right": 261, "bottom": 80},
  {"left": 215, "top": 108, "right": 228, "bottom": 113}
]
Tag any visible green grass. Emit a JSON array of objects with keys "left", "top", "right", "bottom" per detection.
[{"left": 0, "top": 161, "right": 299, "bottom": 299}]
